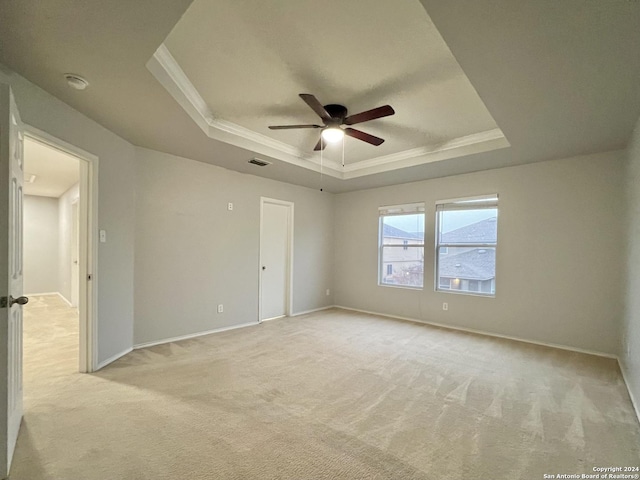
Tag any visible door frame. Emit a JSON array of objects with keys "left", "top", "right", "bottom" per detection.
[
  {"left": 70, "top": 198, "right": 79, "bottom": 308},
  {"left": 258, "top": 197, "right": 293, "bottom": 323},
  {"left": 22, "top": 125, "right": 98, "bottom": 373}
]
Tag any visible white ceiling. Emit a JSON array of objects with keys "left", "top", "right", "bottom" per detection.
[
  {"left": 23, "top": 137, "right": 80, "bottom": 197},
  {"left": 158, "top": 0, "right": 506, "bottom": 177},
  {"left": 0, "top": 0, "right": 639, "bottom": 192}
]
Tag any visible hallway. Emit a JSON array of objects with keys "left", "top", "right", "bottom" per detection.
[{"left": 23, "top": 294, "right": 78, "bottom": 384}]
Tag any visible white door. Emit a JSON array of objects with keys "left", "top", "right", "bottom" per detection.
[
  {"left": 71, "top": 200, "right": 79, "bottom": 308},
  {"left": 259, "top": 199, "right": 292, "bottom": 321},
  {"left": 0, "top": 83, "right": 25, "bottom": 477}
]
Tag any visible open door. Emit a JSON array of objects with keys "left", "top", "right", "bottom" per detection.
[{"left": 0, "top": 83, "right": 26, "bottom": 477}]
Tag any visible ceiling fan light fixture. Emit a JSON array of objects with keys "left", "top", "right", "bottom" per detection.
[{"left": 321, "top": 127, "right": 344, "bottom": 143}]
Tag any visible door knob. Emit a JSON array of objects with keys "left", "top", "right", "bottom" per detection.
[{"left": 9, "top": 295, "right": 28, "bottom": 307}]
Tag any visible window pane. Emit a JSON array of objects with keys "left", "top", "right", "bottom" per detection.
[
  {"left": 381, "top": 246, "right": 424, "bottom": 287},
  {"left": 437, "top": 246, "right": 495, "bottom": 294},
  {"left": 438, "top": 208, "right": 497, "bottom": 245},
  {"left": 382, "top": 214, "right": 424, "bottom": 246}
]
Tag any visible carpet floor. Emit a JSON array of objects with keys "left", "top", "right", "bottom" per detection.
[{"left": 10, "top": 294, "right": 640, "bottom": 479}]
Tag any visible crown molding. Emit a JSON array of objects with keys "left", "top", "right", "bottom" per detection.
[{"left": 147, "top": 44, "right": 509, "bottom": 180}]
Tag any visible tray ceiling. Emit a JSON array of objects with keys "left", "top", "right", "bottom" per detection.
[{"left": 149, "top": 0, "right": 509, "bottom": 179}]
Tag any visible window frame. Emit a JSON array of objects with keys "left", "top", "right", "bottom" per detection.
[
  {"left": 378, "top": 203, "right": 425, "bottom": 290},
  {"left": 434, "top": 195, "right": 498, "bottom": 297}
]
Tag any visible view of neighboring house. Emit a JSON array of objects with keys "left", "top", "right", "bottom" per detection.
[
  {"left": 381, "top": 224, "right": 424, "bottom": 286},
  {"left": 381, "top": 216, "right": 498, "bottom": 294},
  {"left": 438, "top": 217, "right": 497, "bottom": 294}
]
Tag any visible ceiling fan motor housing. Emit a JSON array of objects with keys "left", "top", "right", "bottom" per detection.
[{"left": 324, "top": 104, "right": 348, "bottom": 123}]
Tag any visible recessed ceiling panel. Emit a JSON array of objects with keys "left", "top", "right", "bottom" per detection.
[{"left": 153, "top": 0, "right": 508, "bottom": 176}]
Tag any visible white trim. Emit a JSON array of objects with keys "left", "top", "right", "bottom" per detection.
[
  {"left": 24, "top": 292, "right": 73, "bottom": 307},
  {"left": 57, "top": 292, "right": 72, "bottom": 307},
  {"left": 147, "top": 43, "right": 510, "bottom": 179},
  {"left": 261, "top": 315, "right": 286, "bottom": 322},
  {"left": 334, "top": 305, "right": 618, "bottom": 359},
  {"left": 133, "top": 322, "right": 258, "bottom": 350},
  {"left": 259, "top": 197, "right": 294, "bottom": 323},
  {"left": 436, "top": 193, "right": 499, "bottom": 207},
  {"left": 291, "top": 305, "right": 334, "bottom": 317},
  {"left": 95, "top": 347, "right": 132, "bottom": 371},
  {"left": 22, "top": 125, "right": 99, "bottom": 373},
  {"left": 341, "top": 130, "right": 509, "bottom": 178},
  {"left": 619, "top": 360, "right": 640, "bottom": 424},
  {"left": 146, "top": 46, "right": 342, "bottom": 178}
]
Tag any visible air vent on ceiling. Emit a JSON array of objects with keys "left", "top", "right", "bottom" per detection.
[{"left": 248, "top": 158, "right": 271, "bottom": 167}]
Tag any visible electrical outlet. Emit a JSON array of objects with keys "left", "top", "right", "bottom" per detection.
[
  {"left": 99, "top": 229, "right": 107, "bottom": 243},
  {"left": 217, "top": 304, "right": 224, "bottom": 313},
  {"left": 326, "top": 289, "right": 330, "bottom": 296},
  {"left": 442, "top": 302, "right": 448, "bottom": 311},
  {"left": 227, "top": 202, "right": 233, "bottom": 211}
]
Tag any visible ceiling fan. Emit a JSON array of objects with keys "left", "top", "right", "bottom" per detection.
[{"left": 269, "top": 94, "right": 395, "bottom": 151}]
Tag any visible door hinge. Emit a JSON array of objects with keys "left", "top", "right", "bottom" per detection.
[{"left": 0, "top": 297, "right": 6, "bottom": 309}]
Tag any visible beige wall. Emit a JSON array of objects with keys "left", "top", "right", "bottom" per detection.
[
  {"left": 334, "top": 151, "right": 626, "bottom": 355},
  {"left": 133, "top": 147, "right": 334, "bottom": 345},
  {"left": 1, "top": 64, "right": 136, "bottom": 364},
  {"left": 23, "top": 195, "right": 59, "bottom": 295},
  {"left": 623, "top": 116, "right": 640, "bottom": 411}
]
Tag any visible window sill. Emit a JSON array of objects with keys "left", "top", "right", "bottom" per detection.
[
  {"left": 436, "top": 289, "right": 495, "bottom": 298},
  {"left": 378, "top": 283, "right": 423, "bottom": 291}
]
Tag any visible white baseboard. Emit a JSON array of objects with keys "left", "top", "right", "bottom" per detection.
[
  {"left": 26, "top": 292, "right": 74, "bottom": 307},
  {"left": 134, "top": 321, "right": 258, "bottom": 350},
  {"left": 334, "top": 305, "right": 618, "bottom": 360},
  {"left": 618, "top": 359, "right": 640, "bottom": 424},
  {"left": 57, "top": 292, "right": 73, "bottom": 307},
  {"left": 291, "top": 305, "right": 334, "bottom": 317},
  {"left": 96, "top": 347, "right": 133, "bottom": 371}
]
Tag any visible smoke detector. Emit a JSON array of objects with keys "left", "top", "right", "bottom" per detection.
[{"left": 64, "top": 74, "right": 89, "bottom": 90}]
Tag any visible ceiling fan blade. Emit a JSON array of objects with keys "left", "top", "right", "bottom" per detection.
[
  {"left": 299, "top": 94, "right": 332, "bottom": 122},
  {"left": 268, "top": 124, "right": 322, "bottom": 130},
  {"left": 313, "top": 137, "right": 326, "bottom": 151},
  {"left": 344, "top": 128, "right": 385, "bottom": 146},
  {"left": 344, "top": 105, "right": 395, "bottom": 125}
]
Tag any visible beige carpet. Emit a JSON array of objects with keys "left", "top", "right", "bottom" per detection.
[{"left": 11, "top": 295, "right": 640, "bottom": 479}]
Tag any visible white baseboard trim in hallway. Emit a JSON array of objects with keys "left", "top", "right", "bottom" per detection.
[
  {"left": 619, "top": 361, "right": 640, "bottom": 424},
  {"left": 133, "top": 321, "right": 258, "bottom": 350},
  {"left": 26, "top": 292, "right": 74, "bottom": 308},
  {"left": 334, "top": 305, "right": 618, "bottom": 360},
  {"left": 96, "top": 347, "right": 133, "bottom": 371}
]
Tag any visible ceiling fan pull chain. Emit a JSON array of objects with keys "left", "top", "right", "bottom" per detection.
[
  {"left": 342, "top": 135, "right": 345, "bottom": 168},
  {"left": 320, "top": 137, "right": 324, "bottom": 192}
]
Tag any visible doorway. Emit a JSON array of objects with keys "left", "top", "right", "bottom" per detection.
[
  {"left": 259, "top": 198, "right": 293, "bottom": 322},
  {"left": 22, "top": 127, "right": 97, "bottom": 373}
]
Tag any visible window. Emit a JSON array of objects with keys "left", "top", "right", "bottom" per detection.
[
  {"left": 379, "top": 203, "right": 425, "bottom": 288},
  {"left": 435, "top": 195, "right": 498, "bottom": 296}
]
